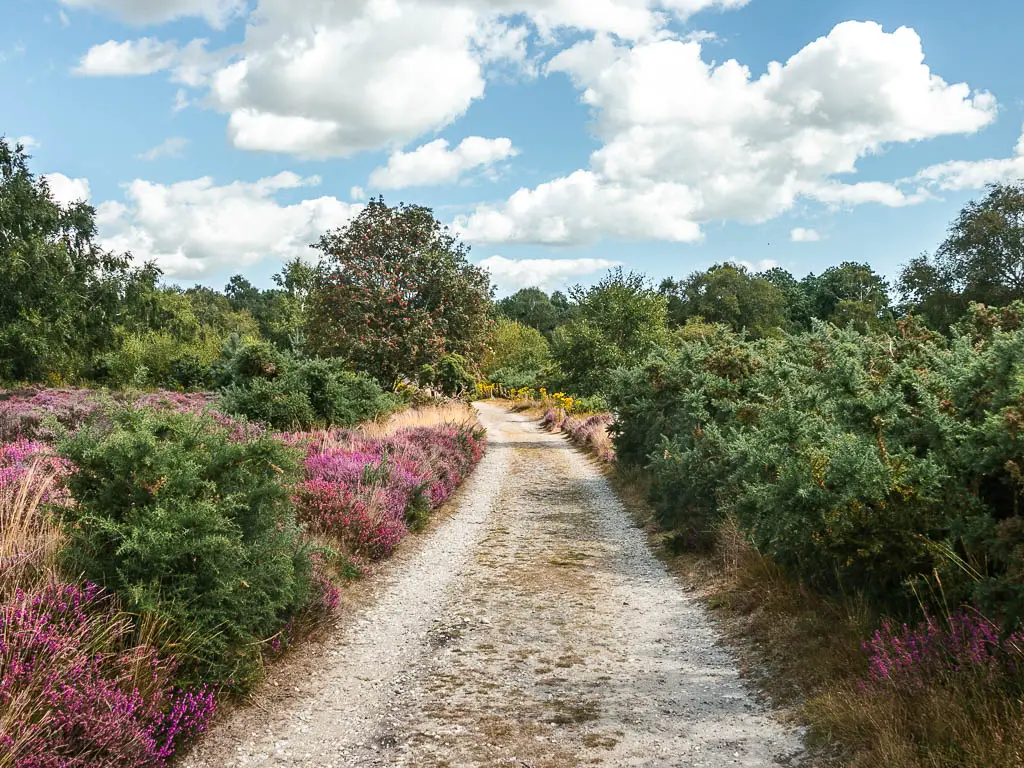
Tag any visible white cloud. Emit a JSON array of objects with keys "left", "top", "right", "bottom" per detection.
[
  {"left": 59, "top": 10, "right": 71, "bottom": 26},
  {"left": 790, "top": 227, "right": 820, "bottom": 243},
  {"left": 96, "top": 172, "right": 362, "bottom": 277},
  {"left": 43, "top": 173, "right": 91, "bottom": 206},
  {"left": 456, "top": 169, "right": 702, "bottom": 244},
  {"left": 459, "top": 20, "right": 995, "bottom": 245},
  {"left": 13, "top": 135, "right": 40, "bottom": 151},
  {"left": 350, "top": 186, "right": 367, "bottom": 201},
  {"left": 75, "top": 38, "right": 179, "bottom": 76},
  {"left": 137, "top": 137, "right": 189, "bottom": 160},
  {"left": 479, "top": 254, "right": 621, "bottom": 294},
  {"left": 735, "top": 258, "right": 778, "bottom": 272},
  {"left": 58, "top": 0, "right": 246, "bottom": 29},
  {"left": 368, "top": 137, "right": 518, "bottom": 189},
  {"left": 76, "top": 37, "right": 227, "bottom": 86},
  {"left": 97, "top": 0, "right": 743, "bottom": 159},
  {"left": 173, "top": 88, "right": 190, "bottom": 111},
  {"left": 913, "top": 124, "right": 1024, "bottom": 191}
]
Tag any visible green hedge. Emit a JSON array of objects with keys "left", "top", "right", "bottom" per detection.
[{"left": 608, "top": 304, "right": 1024, "bottom": 625}]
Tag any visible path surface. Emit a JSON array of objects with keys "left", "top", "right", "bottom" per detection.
[{"left": 182, "top": 403, "right": 805, "bottom": 768}]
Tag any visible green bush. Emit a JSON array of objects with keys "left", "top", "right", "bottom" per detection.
[
  {"left": 219, "top": 378, "right": 317, "bottom": 431},
  {"left": 216, "top": 345, "right": 399, "bottom": 429},
  {"left": 608, "top": 309, "right": 1024, "bottom": 622},
  {"left": 55, "top": 407, "right": 314, "bottom": 689}
]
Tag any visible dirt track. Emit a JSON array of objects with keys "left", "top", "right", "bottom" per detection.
[{"left": 181, "top": 402, "right": 804, "bottom": 767}]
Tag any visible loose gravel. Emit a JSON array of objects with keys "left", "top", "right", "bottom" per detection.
[{"left": 181, "top": 402, "right": 806, "bottom": 767}]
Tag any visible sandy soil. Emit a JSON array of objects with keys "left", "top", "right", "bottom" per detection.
[{"left": 180, "top": 402, "right": 805, "bottom": 767}]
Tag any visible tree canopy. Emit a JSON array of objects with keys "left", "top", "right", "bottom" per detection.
[{"left": 306, "top": 197, "right": 493, "bottom": 386}]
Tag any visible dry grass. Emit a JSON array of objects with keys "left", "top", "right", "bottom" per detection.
[
  {"left": 0, "top": 462, "right": 65, "bottom": 593},
  {"left": 361, "top": 403, "right": 480, "bottom": 436}
]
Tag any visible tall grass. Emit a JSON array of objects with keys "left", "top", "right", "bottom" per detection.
[{"left": 0, "top": 462, "right": 65, "bottom": 594}]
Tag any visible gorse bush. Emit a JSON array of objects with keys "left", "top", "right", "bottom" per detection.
[
  {"left": 607, "top": 303, "right": 1024, "bottom": 622},
  {"left": 55, "top": 407, "right": 314, "bottom": 689},
  {"left": 216, "top": 346, "right": 399, "bottom": 430}
]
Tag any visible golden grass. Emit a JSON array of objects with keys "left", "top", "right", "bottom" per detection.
[
  {"left": 360, "top": 402, "right": 481, "bottom": 436},
  {"left": 0, "top": 462, "right": 65, "bottom": 593}
]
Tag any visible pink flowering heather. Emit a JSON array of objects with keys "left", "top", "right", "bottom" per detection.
[
  {"left": 0, "top": 440, "right": 75, "bottom": 501},
  {"left": 861, "top": 607, "right": 1024, "bottom": 692},
  {"left": 293, "top": 425, "right": 484, "bottom": 559},
  {"left": 0, "top": 582, "right": 216, "bottom": 767},
  {"left": 542, "top": 409, "right": 616, "bottom": 463},
  {"left": 0, "top": 389, "right": 102, "bottom": 442}
]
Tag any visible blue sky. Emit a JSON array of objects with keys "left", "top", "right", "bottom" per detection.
[{"left": 3, "top": 0, "right": 1024, "bottom": 296}]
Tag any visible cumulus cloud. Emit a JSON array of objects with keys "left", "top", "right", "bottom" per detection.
[
  {"left": 913, "top": 124, "right": 1024, "bottom": 191},
  {"left": 459, "top": 21, "right": 995, "bottom": 244},
  {"left": 42, "top": 173, "right": 91, "bottom": 206},
  {"left": 456, "top": 170, "right": 703, "bottom": 243},
  {"left": 73, "top": 1, "right": 750, "bottom": 159},
  {"left": 369, "top": 137, "right": 518, "bottom": 189},
  {"left": 735, "top": 258, "right": 778, "bottom": 272},
  {"left": 76, "top": 37, "right": 226, "bottom": 85},
  {"left": 790, "top": 227, "right": 820, "bottom": 243},
  {"left": 75, "top": 37, "right": 179, "bottom": 75},
  {"left": 58, "top": 0, "right": 246, "bottom": 29},
  {"left": 96, "top": 172, "right": 361, "bottom": 277},
  {"left": 137, "top": 137, "right": 189, "bottom": 160},
  {"left": 478, "top": 254, "right": 621, "bottom": 293}
]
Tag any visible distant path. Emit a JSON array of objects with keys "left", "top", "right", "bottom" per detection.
[{"left": 181, "top": 402, "right": 804, "bottom": 767}]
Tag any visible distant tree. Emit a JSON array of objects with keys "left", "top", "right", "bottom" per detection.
[
  {"left": 802, "top": 261, "right": 891, "bottom": 330},
  {"left": 551, "top": 268, "right": 668, "bottom": 395},
  {"left": 0, "top": 137, "right": 157, "bottom": 381},
  {"left": 307, "top": 197, "right": 493, "bottom": 387},
  {"left": 758, "top": 266, "right": 813, "bottom": 329},
  {"left": 899, "top": 182, "right": 1024, "bottom": 330},
  {"left": 497, "top": 288, "right": 563, "bottom": 335},
  {"left": 662, "top": 263, "right": 788, "bottom": 337},
  {"left": 482, "top": 318, "right": 551, "bottom": 378}
]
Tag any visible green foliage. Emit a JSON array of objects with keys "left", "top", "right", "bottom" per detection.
[
  {"left": 608, "top": 306, "right": 1024, "bottom": 625},
  {"left": 422, "top": 353, "right": 476, "bottom": 397},
  {"left": 307, "top": 197, "right": 493, "bottom": 386},
  {"left": 483, "top": 318, "right": 550, "bottom": 377},
  {"left": 55, "top": 407, "right": 313, "bottom": 689},
  {"left": 660, "top": 263, "right": 789, "bottom": 337},
  {"left": 496, "top": 288, "right": 568, "bottom": 335},
  {"left": 0, "top": 137, "right": 160, "bottom": 382},
  {"left": 900, "top": 183, "right": 1024, "bottom": 331},
  {"left": 217, "top": 344, "right": 399, "bottom": 429},
  {"left": 551, "top": 268, "right": 668, "bottom": 396}
]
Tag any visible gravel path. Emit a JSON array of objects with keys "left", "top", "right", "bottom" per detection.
[{"left": 182, "top": 402, "right": 805, "bottom": 767}]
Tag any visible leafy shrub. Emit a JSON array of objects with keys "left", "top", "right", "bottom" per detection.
[
  {"left": 606, "top": 313, "right": 1024, "bottom": 615},
  {"left": 216, "top": 346, "right": 399, "bottom": 430},
  {"left": 0, "top": 582, "right": 215, "bottom": 767},
  {"left": 219, "top": 378, "right": 317, "bottom": 431},
  {"left": 55, "top": 407, "right": 314, "bottom": 689}
]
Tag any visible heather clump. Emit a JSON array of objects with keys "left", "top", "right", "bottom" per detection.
[
  {"left": 861, "top": 608, "right": 1024, "bottom": 691},
  {"left": 0, "top": 388, "right": 104, "bottom": 442},
  {"left": 0, "top": 582, "right": 215, "bottom": 767},
  {"left": 294, "top": 424, "right": 485, "bottom": 558}
]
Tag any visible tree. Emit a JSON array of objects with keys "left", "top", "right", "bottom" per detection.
[
  {"left": 307, "top": 197, "right": 493, "bottom": 387},
  {"left": 551, "top": 268, "right": 668, "bottom": 395},
  {"left": 482, "top": 318, "right": 551, "bottom": 381},
  {"left": 803, "top": 261, "right": 891, "bottom": 330},
  {"left": 0, "top": 137, "right": 157, "bottom": 381},
  {"left": 496, "top": 287, "right": 564, "bottom": 335},
  {"left": 661, "top": 263, "right": 789, "bottom": 336},
  {"left": 899, "top": 182, "right": 1024, "bottom": 330}
]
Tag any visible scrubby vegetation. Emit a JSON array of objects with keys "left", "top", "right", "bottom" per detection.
[
  {"left": 493, "top": 182, "right": 1024, "bottom": 765},
  {"left": 0, "top": 138, "right": 487, "bottom": 766}
]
